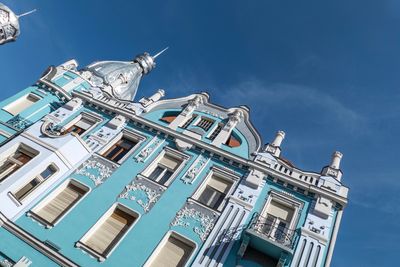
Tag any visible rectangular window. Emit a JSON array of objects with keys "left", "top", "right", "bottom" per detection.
[
  {"left": 13, "top": 165, "right": 57, "bottom": 202},
  {"left": 196, "top": 117, "right": 215, "bottom": 132},
  {"left": 148, "top": 233, "right": 195, "bottom": 267},
  {"left": 257, "top": 194, "right": 301, "bottom": 245},
  {"left": 78, "top": 204, "right": 138, "bottom": 260},
  {"left": 65, "top": 117, "right": 95, "bottom": 136},
  {"left": 181, "top": 114, "right": 197, "bottom": 129},
  {"left": 195, "top": 175, "right": 233, "bottom": 211},
  {"left": 146, "top": 154, "right": 182, "bottom": 185},
  {"left": 102, "top": 137, "right": 137, "bottom": 163},
  {"left": 31, "top": 180, "right": 89, "bottom": 226},
  {"left": 208, "top": 123, "right": 223, "bottom": 140},
  {"left": 3, "top": 94, "right": 40, "bottom": 116},
  {"left": 0, "top": 145, "right": 38, "bottom": 183},
  {"left": 142, "top": 148, "right": 188, "bottom": 186}
]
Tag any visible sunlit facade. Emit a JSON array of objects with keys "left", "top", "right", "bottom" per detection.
[{"left": 0, "top": 51, "right": 348, "bottom": 267}]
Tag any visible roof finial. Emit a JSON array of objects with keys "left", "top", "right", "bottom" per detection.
[
  {"left": 153, "top": 47, "right": 169, "bottom": 59},
  {"left": 17, "top": 8, "right": 37, "bottom": 18}
]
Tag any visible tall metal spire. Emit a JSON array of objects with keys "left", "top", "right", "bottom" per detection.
[
  {"left": 153, "top": 47, "right": 169, "bottom": 59},
  {"left": 17, "top": 9, "right": 37, "bottom": 18},
  {"left": 0, "top": 3, "right": 36, "bottom": 45}
]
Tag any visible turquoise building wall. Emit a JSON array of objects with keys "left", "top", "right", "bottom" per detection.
[{"left": 0, "top": 57, "right": 348, "bottom": 267}]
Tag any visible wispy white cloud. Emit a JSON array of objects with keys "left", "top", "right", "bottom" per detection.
[{"left": 219, "top": 79, "right": 365, "bottom": 133}]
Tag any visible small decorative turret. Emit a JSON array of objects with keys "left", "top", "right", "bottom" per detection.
[
  {"left": 322, "top": 151, "right": 343, "bottom": 181},
  {"left": 330, "top": 151, "right": 343, "bottom": 169},
  {"left": 84, "top": 48, "right": 168, "bottom": 101},
  {"left": 264, "top": 130, "right": 285, "bottom": 157},
  {"left": 139, "top": 89, "right": 165, "bottom": 107},
  {"left": 0, "top": 3, "right": 36, "bottom": 45}
]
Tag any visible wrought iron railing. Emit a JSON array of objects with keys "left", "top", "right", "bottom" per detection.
[{"left": 247, "top": 213, "right": 298, "bottom": 249}]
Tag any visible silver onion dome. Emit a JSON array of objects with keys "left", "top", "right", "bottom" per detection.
[
  {"left": 0, "top": 3, "right": 20, "bottom": 45},
  {"left": 84, "top": 48, "right": 168, "bottom": 101}
]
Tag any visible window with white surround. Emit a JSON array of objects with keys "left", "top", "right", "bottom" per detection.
[
  {"left": 12, "top": 164, "right": 58, "bottom": 202},
  {"left": 100, "top": 130, "right": 144, "bottom": 164},
  {"left": 29, "top": 179, "right": 90, "bottom": 227},
  {"left": 192, "top": 167, "right": 238, "bottom": 212},
  {"left": 76, "top": 204, "right": 138, "bottom": 261},
  {"left": 3, "top": 94, "right": 40, "bottom": 116},
  {"left": 181, "top": 114, "right": 198, "bottom": 129},
  {"left": 258, "top": 191, "right": 303, "bottom": 243},
  {"left": 146, "top": 232, "right": 196, "bottom": 267},
  {"left": 0, "top": 144, "right": 38, "bottom": 183},
  {"left": 141, "top": 147, "right": 189, "bottom": 186},
  {"left": 64, "top": 112, "right": 102, "bottom": 136},
  {"left": 208, "top": 123, "right": 223, "bottom": 140}
]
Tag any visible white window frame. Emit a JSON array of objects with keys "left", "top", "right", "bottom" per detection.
[
  {"left": 9, "top": 163, "right": 59, "bottom": 205},
  {"left": 0, "top": 143, "right": 39, "bottom": 184},
  {"left": 180, "top": 113, "right": 199, "bottom": 129},
  {"left": 76, "top": 203, "right": 140, "bottom": 262},
  {"left": 2, "top": 93, "right": 41, "bottom": 116},
  {"left": 0, "top": 129, "right": 12, "bottom": 139},
  {"left": 259, "top": 190, "right": 303, "bottom": 241},
  {"left": 144, "top": 231, "right": 197, "bottom": 267},
  {"left": 141, "top": 147, "right": 190, "bottom": 187},
  {"left": 63, "top": 111, "right": 103, "bottom": 137},
  {"left": 27, "top": 179, "right": 91, "bottom": 228},
  {"left": 99, "top": 129, "right": 145, "bottom": 164},
  {"left": 192, "top": 166, "right": 240, "bottom": 212}
]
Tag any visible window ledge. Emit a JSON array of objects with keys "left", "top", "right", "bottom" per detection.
[{"left": 75, "top": 241, "right": 106, "bottom": 262}]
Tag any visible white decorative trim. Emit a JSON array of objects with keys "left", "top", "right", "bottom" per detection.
[
  {"left": 75, "top": 156, "right": 117, "bottom": 186},
  {"left": 171, "top": 203, "right": 218, "bottom": 241},
  {"left": 181, "top": 154, "right": 210, "bottom": 184},
  {"left": 134, "top": 135, "right": 165, "bottom": 163},
  {"left": 118, "top": 177, "right": 165, "bottom": 213}
]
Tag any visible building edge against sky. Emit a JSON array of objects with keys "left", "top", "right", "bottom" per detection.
[{"left": 0, "top": 47, "right": 348, "bottom": 266}]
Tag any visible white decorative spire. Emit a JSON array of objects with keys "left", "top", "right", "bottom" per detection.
[
  {"left": 330, "top": 151, "right": 343, "bottom": 169},
  {"left": 264, "top": 130, "right": 286, "bottom": 157}
]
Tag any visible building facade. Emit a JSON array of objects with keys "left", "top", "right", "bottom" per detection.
[{"left": 0, "top": 52, "right": 348, "bottom": 267}]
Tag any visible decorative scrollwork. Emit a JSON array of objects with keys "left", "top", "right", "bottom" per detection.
[
  {"left": 135, "top": 135, "right": 164, "bottom": 162},
  {"left": 181, "top": 154, "right": 210, "bottom": 184},
  {"left": 118, "top": 177, "right": 165, "bottom": 213},
  {"left": 6, "top": 115, "right": 33, "bottom": 130},
  {"left": 171, "top": 202, "right": 218, "bottom": 241},
  {"left": 75, "top": 156, "right": 116, "bottom": 186}
]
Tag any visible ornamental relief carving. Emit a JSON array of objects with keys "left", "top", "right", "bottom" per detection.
[
  {"left": 118, "top": 176, "right": 165, "bottom": 213},
  {"left": 135, "top": 135, "right": 165, "bottom": 162},
  {"left": 75, "top": 156, "right": 117, "bottom": 186},
  {"left": 181, "top": 154, "right": 210, "bottom": 184},
  {"left": 171, "top": 201, "right": 219, "bottom": 241}
]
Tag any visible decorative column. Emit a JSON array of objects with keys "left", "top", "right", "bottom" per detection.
[
  {"left": 211, "top": 109, "right": 243, "bottom": 147},
  {"left": 264, "top": 130, "right": 285, "bottom": 157},
  {"left": 139, "top": 89, "right": 165, "bottom": 107},
  {"left": 321, "top": 151, "right": 343, "bottom": 181},
  {"left": 169, "top": 95, "right": 204, "bottom": 130}
]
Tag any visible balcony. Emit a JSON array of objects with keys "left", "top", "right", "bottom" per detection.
[{"left": 244, "top": 213, "right": 299, "bottom": 259}]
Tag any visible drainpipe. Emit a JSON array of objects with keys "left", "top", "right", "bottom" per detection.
[{"left": 324, "top": 209, "right": 343, "bottom": 267}]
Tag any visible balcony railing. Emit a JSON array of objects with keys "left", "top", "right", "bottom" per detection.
[{"left": 247, "top": 213, "right": 298, "bottom": 249}]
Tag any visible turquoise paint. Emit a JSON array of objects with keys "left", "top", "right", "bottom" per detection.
[
  {"left": 0, "top": 229, "right": 55, "bottom": 266},
  {"left": 0, "top": 79, "right": 343, "bottom": 267},
  {"left": 144, "top": 109, "right": 250, "bottom": 159},
  {"left": 13, "top": 125, "right": 247, "bottom": 266},
  {"left": 52, "top": 72, "right": 79, "bottom": 87}
]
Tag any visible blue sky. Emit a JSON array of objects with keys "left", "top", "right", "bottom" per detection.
[{"left": 1, "top": 1, "right": 399, "bottom": 266}]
